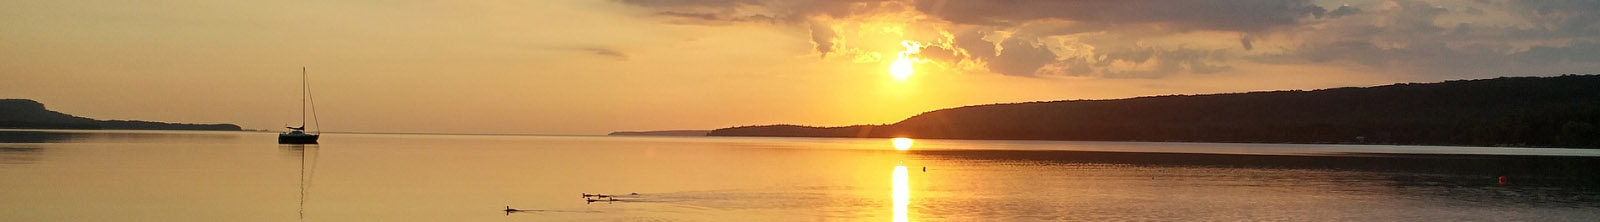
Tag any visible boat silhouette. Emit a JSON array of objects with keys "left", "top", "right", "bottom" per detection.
[{"left": 279, "top": 67, "right": 320, "bottom": 144}]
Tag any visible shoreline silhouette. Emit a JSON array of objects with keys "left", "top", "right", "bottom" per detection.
[
  {"left": 709, "top": 75, "right": 1600, "bottom": 148},
  {"left": 1, "top": 99, "right": 242, "bottom": 131}
]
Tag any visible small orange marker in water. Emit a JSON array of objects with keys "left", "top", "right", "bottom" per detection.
[{"left": 1497, "top": 176, "right": 1507, "bottom": 185}]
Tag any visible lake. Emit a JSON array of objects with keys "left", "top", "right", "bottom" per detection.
[{"left": 2, "top": 130, "right": 1598, "bottom": 221}]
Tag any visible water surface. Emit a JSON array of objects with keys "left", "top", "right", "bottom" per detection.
[{"left": 2, "top": 130, "right": 1597, "bottom": 221}]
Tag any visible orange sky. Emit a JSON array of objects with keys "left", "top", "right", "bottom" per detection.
[{"left": 3, "top": 0, "right": 1596, "bottom": 134}]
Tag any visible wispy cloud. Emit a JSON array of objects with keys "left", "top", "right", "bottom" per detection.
[{"left": 574, "top": 47, "right": 630, "bottom": 61}]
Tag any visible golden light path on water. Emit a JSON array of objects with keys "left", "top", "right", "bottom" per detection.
[{"left": 892, "top": 164, "right": 910, "bottom": 222}]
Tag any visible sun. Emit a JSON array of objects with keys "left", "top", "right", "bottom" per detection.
[
  {"left": 890, "top": 58, "right": 914, "bottom": 80},
  {"left": 888, "top": 40, "right": 922, "bottom": 81}
]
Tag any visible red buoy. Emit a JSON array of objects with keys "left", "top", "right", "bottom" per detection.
[{"left": 1497, "top": 176, "right": 1507, "bottom": 185}]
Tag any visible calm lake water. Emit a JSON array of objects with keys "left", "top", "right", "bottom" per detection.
[{"left": 3, "top": 130, "right": 1599, "bottom": 221}]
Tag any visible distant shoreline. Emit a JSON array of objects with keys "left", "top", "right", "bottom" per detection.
[
  {"left": 706, "top": 75, "right": 1600, "bottom": 149},
  {"left": 607, "top": 130, "right": 709, "bottom": 137},
  {"left": 2, "top": 99, "right": 242, "bottom": 131}
]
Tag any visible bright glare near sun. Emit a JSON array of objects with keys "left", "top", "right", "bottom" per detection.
[
  {"left": 889, "top": 40, "right": 923, "bottom": 81},
  {"left": 892, "top": 137, "right": 914, "bottom": 150}
]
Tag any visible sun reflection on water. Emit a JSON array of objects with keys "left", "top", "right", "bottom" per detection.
[
  {"left": 893, "top": 164, "right": 910, "bottom": 222},
  {"left": 892, "top": 138, "right": 914, "bottom": 151}
]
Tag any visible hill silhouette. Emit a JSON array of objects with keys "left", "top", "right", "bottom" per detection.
[
  {"left": 0, "top": 99, "right": 242, "bottom": 131},
  {"left": 709, "top": 75, "right": 1600, "bottom": 148}
]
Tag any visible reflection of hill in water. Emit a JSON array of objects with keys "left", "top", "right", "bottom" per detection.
[
  {"left": 0, "top": 131, "right": 75, "bottom": 143},
  {"left": 0, "top": 130, "right": 247, "bottom": 164},
  {"left": 0, "top": 130, "right": 242, "bottom": 143},
  {"left": 916, "top": 149, "right": 1600, "bottom": 187},
  {"left": 0, "top": 145, "right": 43, "bottom": 164},
  {"left": 911, "top": 149, "right": 1600, "bottom": 211}
]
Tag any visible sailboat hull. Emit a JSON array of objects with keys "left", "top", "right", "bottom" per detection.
[{"left": 278, "top": 134, "right": 320, "bottom": 144}]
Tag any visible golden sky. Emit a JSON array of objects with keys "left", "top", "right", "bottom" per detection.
[{"left": 3, "top": 0, "right": 1597, "bottom": 134}]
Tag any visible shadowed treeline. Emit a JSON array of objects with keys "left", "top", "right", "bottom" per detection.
[
  {"left": 712, "top": 75, "right": 1600, "bottom": 148},
  {"left": 0, "top": 99, "right": 241, "bottom": 131}
]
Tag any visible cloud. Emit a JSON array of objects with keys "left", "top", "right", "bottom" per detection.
[
  {"left": 579, "top": 47, "right": 630, "bottom": 60},
  {"left": 652, "top": 11, "right": 777, "bottom": 24},
  {"left": 617, "top": 0, "right": 1600, "bottom": 80},
  {"left": 987, "top": 37, "right": 1058, "bottom": 77},
  {"left": 1507, "top": 0, "right": 1600, "bottom": 37},
  {"left": 616, "top": 0, "right": 897, "bottom": 23},
  {"left": 1240, "top": 36, "right": 1255, "bottom": 51},
  {"left": 1328, "top": 5, "right": 1363, "bottom": 17},
  {"left": 809, "top": 22, "right": 838, "bottom": 58},
  {"left": 1053, "top": 44, "right": 1234, "bottom": 78},
  {"left": 913, "top": 0, "right": 1330, "bottom": 33},
  {"left": 1519, "top": 42, "right": 1600, "bottom": 64},
  {"left": 1253, "top": 0, "right": 1600, "bottom": 78},
  {"left": 616, "top": 0, "right": 903, "bottom": 59}
]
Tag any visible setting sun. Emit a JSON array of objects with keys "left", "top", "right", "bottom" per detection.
[
  {"left": 888, "top": 40, "right": 922, "bottom": 81},
  {"left": 890, "top": 58, "right": 913, "bottom": 80}
]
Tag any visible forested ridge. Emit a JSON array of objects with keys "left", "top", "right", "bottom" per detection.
[
  {"left": 711, "top": 75, "right": 1600, "bottom": 148},
  {"left": 0, "top": 99, "right": 242, "bottom": 131}
]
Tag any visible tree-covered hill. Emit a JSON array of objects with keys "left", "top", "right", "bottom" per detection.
[
  {"left": 710, "top": 75, "right": 1600, "bottom": 148},
  {"left": 0, "top": 99, "right": 242, "bottom": 131}
]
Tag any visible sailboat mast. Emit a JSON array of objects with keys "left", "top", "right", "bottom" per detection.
[{"left": 301, "top": 67, "right": 307, "bottom": 128}]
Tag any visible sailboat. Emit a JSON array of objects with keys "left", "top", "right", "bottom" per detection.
[{"left": 279, "top": 67, "right": 320, "bottom": 144}]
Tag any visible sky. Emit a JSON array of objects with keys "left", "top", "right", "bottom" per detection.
[{"left": 2, "top": 0, "right": 1598, "bottom": 135}]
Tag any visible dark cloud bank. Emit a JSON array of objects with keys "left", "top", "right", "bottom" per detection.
[{"left": 619, "top": 0, "right": 1600, "bottom": 79}]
